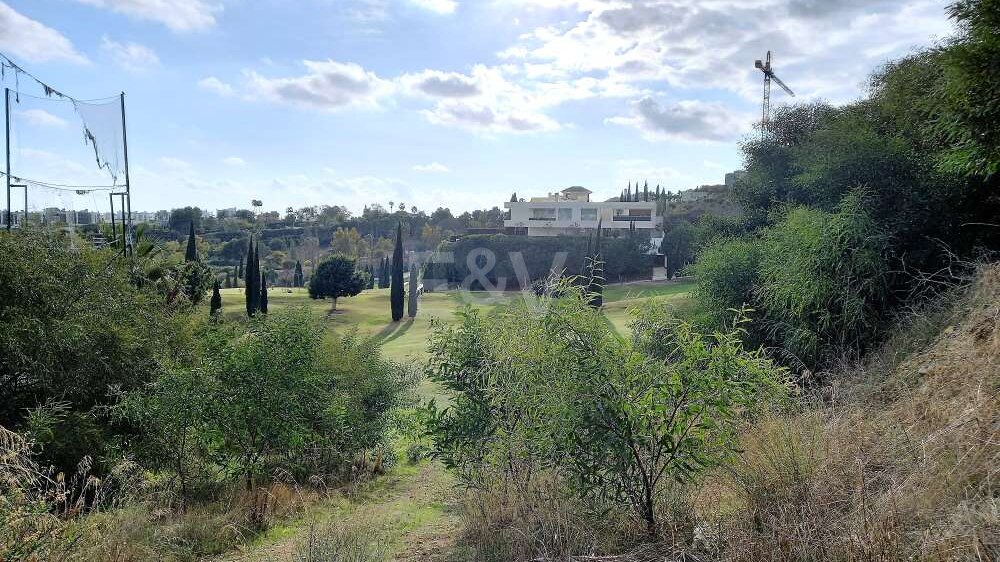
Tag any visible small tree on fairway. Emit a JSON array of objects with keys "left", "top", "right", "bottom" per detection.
[
  {"left": 185, "top": 221, "right": 198, "bottom": 262},
  {"left": 294, "top": 260, "right": 304, "bottom": 287},
  {"left": 259, "top": 274, "right": 268, "bottom": 314},
  {"left": 309, "top": 254, "right": 367, "bottom": 311},
  {"left": 390, "top": 222, "right": 405, "bottom": 321},
  {"left": 407, "top": 263, "right": 418, "bottom": 318},
  {"left": 210, "top": 280, "right": 222, "bottom": 316}
]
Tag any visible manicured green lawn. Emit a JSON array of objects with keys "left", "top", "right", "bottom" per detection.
[{"left": 216, "top": 278, "right": 695, "bottom": 363}]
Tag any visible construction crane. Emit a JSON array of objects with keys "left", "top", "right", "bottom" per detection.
[{"left": 754, "top": 50, "right": 795, "bottom": 138}]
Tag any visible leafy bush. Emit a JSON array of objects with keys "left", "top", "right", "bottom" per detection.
[
  {"left": 0, "top": 229, "right": 183, "bottom": 476},
  {"left": 122, "top": 309, "right": 414, "bottom": 499},
  {"left": 755, "top": 191, "right": 891, "bottom": 368},
  {"left": 427, "top": 283, "right": 786, "bottom": 537},
  {"left": 691, "top": 237, "right": 761, "bottom": 329}
]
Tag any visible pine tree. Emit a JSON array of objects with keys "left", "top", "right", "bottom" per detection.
[
  {"left": 390, "top": 222, "right": 405, "bottom": 321},
  {"left": 185, "top": 221, "right": 198, "bottom": 262},
  {"left": 259, "top": 274, "right": 268, "bottom": 314},
  {"left": 407, "top": 263, "right": 418, "bottom": 318},
  {"left": 210, "top": 280, "right": 222, "bottom": 316}
]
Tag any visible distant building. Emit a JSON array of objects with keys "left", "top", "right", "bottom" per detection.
[
  {"left": 724, "top": 170, "right": 747, "bottom": 188},
  {"left": 504, "top": 186, "right": 662, "bottom": 237},
  {"left": 217, "top": 207, "right": 238, "bottom": 220}
]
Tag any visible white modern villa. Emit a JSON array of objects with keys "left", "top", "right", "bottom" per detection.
[{"left": 504, "top": 186, "right": 662, "bottom": 237}]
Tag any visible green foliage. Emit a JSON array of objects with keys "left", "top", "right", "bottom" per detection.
[
  {"left": 934, "top": 0, "right": 1000, "bottom": 176},
  {"left": 185, "top": 221, "right": 198, "bottom": 262},
  {"left": 434, "top": 233, "right": 652, "bottom": 289},
  {"left": 210, "top": 280, "right": 222, "bottom": 316},
  {"left": 0, "top": 230, "right": 185, "bottom": 475},
  {"left": 755, "top": 192, "right": 891, "bottom": 367},
  {"left": 308, "top": 254, "right": 367, "bottom": 310},
  {"left": 391, "top": 222, "right": 405, "bottom": 321},
  {"left": 427, "top": 284, "right": 785, "bottom": 535},
  {"left": 407, "top": 263, "right": 418, "bottom": 318},
  {"left": 691, "top": 237, "right": 761, "bottom": 328}
]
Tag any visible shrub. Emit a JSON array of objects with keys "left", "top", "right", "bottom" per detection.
[
  {"left": 427, "top": 282, "right": 786, "bottom": 538},
  {"left": 755, "top": 191, "right": 891, "bottom": 368}
]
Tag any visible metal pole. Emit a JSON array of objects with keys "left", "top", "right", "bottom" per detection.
[
  {"left": 109, "top": 193, "right": 117, "bottom": 247},
  {"left": 120, "top": 92, "right": 132, "bottom": 251},
  {"left": 5, "top": 88, "right": 11, "bottom": 232}
]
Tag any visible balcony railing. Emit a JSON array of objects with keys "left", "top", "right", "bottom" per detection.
[
  {"left": 528, "top": 217, "right": 558, "bottom": 221},
  {"left": 612, "top": 215, "right": 652, "bottom": 222}
]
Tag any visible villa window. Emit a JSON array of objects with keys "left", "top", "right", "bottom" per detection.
[
  {"left": 531, "top": 208, "right": 556, "bottom": 220},
  {"left": 558, "top": 208, "right": 573, "bottom": 221},
  {"left": 581, "top": 208, "right": 598, "bottom": 221}
]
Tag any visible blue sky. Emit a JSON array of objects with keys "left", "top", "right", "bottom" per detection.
[{"left": 0, "top": 0, "right": 953, "bottom": 214}]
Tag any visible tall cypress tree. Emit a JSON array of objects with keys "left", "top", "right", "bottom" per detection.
[
  {"left": 259, "top": 273, "right": 268, "bottom": 314},
  {"left": 294, "top": 260, "right": 304, "bottom": 287},
  {"left": 390, "top": 222, "right": 405, "bottom": 321},
  {"left": 185, "top": 221, "right": 198, "bottom": 262},
  {"left": 643, "top": 181, "right": 649, "bottom": 202},
  {"left": 225, "top": 271, "right": 231, "bottom": 289},
  {"left": 210, "top": 280, "right": 222, "bottom": 316},
  {"left": 407, "top": 263, "right": 418, "bottom": 318},
  {"left": 244, "top": 235, "right": 257, "bottom": 316}
]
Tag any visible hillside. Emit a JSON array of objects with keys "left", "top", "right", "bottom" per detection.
[{"left": 699, "top": 264, "right": 999, "bottom": 560}]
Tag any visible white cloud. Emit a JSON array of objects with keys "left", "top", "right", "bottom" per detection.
[
  {"left": 408, "top": 0, "right": 458, "bottom": 14},
  {"left": 222, "top": 156, "right": 246, "bottom": 166},
  {"left": 247, "top": 59, "right": 393, "bottom": 111},
  {"left": 607, "top": 97, "right": 750, "bottom": 143},
  {"left": 0, "top": 3, "right": 88, "bottom": 64},
  {"left": 400, "top": 70, "right": 480, "bottom": 98},
  {"left": 100, "top": 36, "right": 159, "bottom": 72},
  {"left": 198, "top": 76, "right": 234, "bottom": 96},
  {"left": 500, "top": 0, "right": 952, "bottom": 104},
  {"left": 413, "top": 162, "right": 450, "bottom": 173},
  {"left": 74, "top": 0, "right": 219, "bottom": 32},
  {"left": 159, "top": 156, "right": 193, "bottom": 171},
  {"left": 17, "top": 109, "right": 68, "bottom": 127}
]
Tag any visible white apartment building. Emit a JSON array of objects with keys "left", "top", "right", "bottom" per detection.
[{"left": 504, "top": 186, "right": 662, "bottom": 237}]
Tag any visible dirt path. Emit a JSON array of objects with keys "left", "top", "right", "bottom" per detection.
[{"left": 216, "top": 461, "right": 463, "bottom": 562}]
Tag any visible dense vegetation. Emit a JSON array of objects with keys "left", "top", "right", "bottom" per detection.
[
  {"left": 0, "top": 229, "right": 413, "bottom": 561},
  {"left": 680, "top": 0, "right": 1000, "bottom": 373}
]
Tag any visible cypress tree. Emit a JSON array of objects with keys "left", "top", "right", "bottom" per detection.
[
  {"left": 259, "top": 274, "right": 268, "bottom": 314},
  {"left": 294, "top": 260, "right": 304, "bottom": 287},
  {"left": 210, "top": 280, "right": 222, "bottom": 316},
  {"left": 390, "top": 222, "right": 405, "bottom": 321},
  {"left": 185, "top": 221, "right": 198, "bottom": 262},
  {"left": 643, "top": 181, "right": 649, "bottom": 202},
  {"left": 407, "top": 263, "right": 418, "bottom": 318},
  {"left": 244, "top": 235, "right": 256, "bottom": 316},
  {"left": 237, "top": 257, "right": 243, "bottom": 283},
  {"left": 510, "top": 192, "right": 517, "bottom": 202},
  {"left": 225, "top": 271, "right": 231, "bottom": 289}
]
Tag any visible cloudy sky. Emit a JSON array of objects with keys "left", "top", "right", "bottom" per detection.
[{"left": 0, "top": 0, "right": 954, "bottom": 214}]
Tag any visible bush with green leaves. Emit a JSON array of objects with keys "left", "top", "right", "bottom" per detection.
[
  {"left": 122, "top": 308, "right": 414, "bottom": 495},
  {"left": 0, "top": 229, "right": 185, "bottom": 476},
  {"left": 754, "top": 191, "right": 891, "bottom": 368},
  {"left": 427, "top": 283, "right": 786, "bottom": 536}
]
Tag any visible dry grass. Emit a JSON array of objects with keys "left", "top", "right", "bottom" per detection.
[{"left": 699, "top": 263, "right": 1000, "bottom": 561}]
